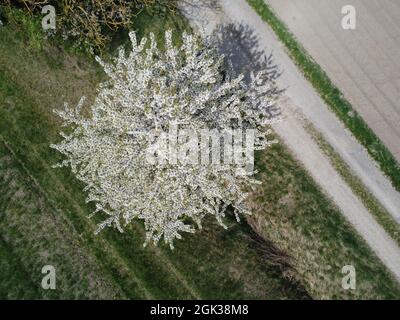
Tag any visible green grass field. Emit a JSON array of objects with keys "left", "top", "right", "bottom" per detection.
[{"left": 0, "top": 6, "right": 399, "bottom": 300}]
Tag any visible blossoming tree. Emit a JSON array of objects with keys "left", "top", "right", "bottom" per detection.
[{"left": 51, "top": 30, "right": 281, "bottom": 249}]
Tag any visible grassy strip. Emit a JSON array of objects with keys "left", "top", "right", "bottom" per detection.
[
  {"left": 246, "top": 0, "right": 400, "bottom": 192},
  {"left": 304, "top": 121, "right": 400, "bottom": 246}
]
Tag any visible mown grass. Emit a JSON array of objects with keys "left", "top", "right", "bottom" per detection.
[
  {"left": 0, "top": 7, "right": 306, "bottom": 300},
  {"left": 246, "top": 0, "right": 400, "bottom": 193}
]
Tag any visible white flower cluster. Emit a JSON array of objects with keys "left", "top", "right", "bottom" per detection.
[{"left": 51, "top": 30, "right": 281, "bottom": 249}]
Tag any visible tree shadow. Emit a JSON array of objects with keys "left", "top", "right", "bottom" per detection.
[{"left": 210, "top": 22, "right": 284, "bottom": 118}]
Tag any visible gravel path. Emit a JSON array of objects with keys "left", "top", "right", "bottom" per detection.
[{"left": 181, "top": 0, "right": 400, "bottom": 283}]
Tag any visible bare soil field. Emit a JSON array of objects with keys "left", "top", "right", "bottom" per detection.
[{"left": 266, "top": 0, "right": 400, "bottom": 161}]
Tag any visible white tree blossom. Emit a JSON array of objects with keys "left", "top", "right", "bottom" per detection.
[{"left": 51, "top": 30, "right": 281, "bottom": 249}]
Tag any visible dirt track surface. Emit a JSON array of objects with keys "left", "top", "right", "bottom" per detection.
[
  {"left": 267, "top": 0, "right": 400, "bottom": 161},
  {"left": 181, "top": 0, "right": 400, "bottom": 282}
]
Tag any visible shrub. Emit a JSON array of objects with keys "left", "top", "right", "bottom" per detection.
[{"left": 1, "top": 0, "right": 180, "bottom": 51}]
